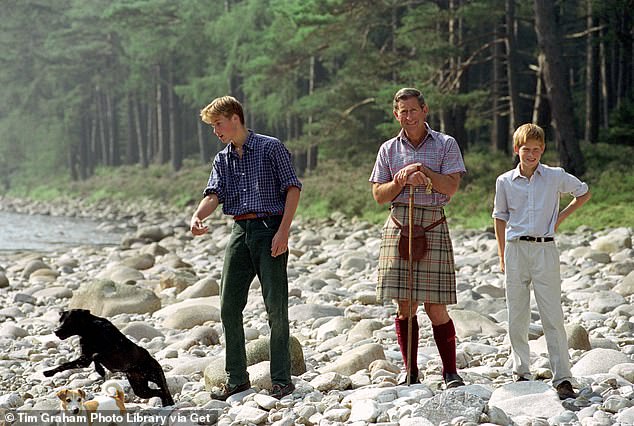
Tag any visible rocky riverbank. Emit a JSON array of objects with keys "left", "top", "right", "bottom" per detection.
[{"left": 0, "top": 196, "right": 633, "bottom": 425}]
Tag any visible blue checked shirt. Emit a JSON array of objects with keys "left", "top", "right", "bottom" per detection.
[{"left": 203, "top": 130, "right": 302, "bottom": 216}]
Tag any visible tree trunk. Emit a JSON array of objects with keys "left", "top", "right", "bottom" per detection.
[
  {"left": 308, "top": 55, "right": 315, "bottom": 136},
  {"left": 492, "top": 22, "right": 509, "bottom": 152},
  {"left": 96, "top": 89, "right": 110, "bottom": 166},
  {"left": 505, "top": 0, "right": 521, "bottom": 134},
  {"left": 533, "top": 0, "right": 585, "bottom": 175},
  {"left": 131, "top": 94, "right": 147, "bottom": 167},
  {"left": 584, "top": 0, "right": 599, "bottom": 143},
  {"left": 532, "top": 53, "right": 551, "bottom": 127},
  {"left": 89, "top": 109, "right": 97, "bottom": 175},
  {"left": 146, "top": 102, "right": 155, "bottom": 162},
  {"left": 79, "top": 112, "right": 89, "bottom": 180},
  {"left": 599, "top": 26, "right": 610, "bottom": 128},
  {"left": 156, "top": 64, "right": 169, "bottom": 164},
  {"left": 106, "top": 91, "right": 119, "bottom": 167},
  {"left": 125, "top": 94, "right": 138, "bottom": 165},
  {"left": 197, "top": 119, "right": 212, "bottom": 164},
  {"left": 616, "top": 6, "right": 632, "bottom": 106},
  {"left": 167, "top": 66, "right": 181, "bottom": 171}
]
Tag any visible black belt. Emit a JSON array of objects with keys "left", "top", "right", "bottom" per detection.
[{"left": 519, "top": 236, "right": 554, "bottom": 243}]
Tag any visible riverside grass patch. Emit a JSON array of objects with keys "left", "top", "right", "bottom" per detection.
[{"left": 4, "top": 145, "right": 633, "bottom": 231}]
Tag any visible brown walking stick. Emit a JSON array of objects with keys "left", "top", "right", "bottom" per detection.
[{"left": 406, "top": 184, "right": 414, "bottom": 385}]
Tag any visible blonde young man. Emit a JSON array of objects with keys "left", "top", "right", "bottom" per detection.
[
  {"left": 493, "top": 123, "right": 591, "bottom": 400},
  {"left": 190, "top": 96, "right": 301, "bottom": 400},
  {"left": 370, "top": 88, "right": 466, "bottom": 387}
]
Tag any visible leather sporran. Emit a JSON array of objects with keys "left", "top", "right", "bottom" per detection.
[
  {"left": 390, "top": 215, "right": 446, "bottom": 261},
  {"left": 397, "top": 224, "right": 427, "bottom": 261}
]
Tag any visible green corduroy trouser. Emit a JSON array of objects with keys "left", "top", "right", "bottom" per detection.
[{"left": 220, "top": 215, "right": 291, "bottom": 386}]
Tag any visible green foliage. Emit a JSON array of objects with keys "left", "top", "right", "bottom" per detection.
[
  {"left": 5, "top": 143, "right": 632, "bottom": 231},
  {"left": 0, "top": 0, "right": 632, "bottom": 221},
  {"left": 600, "top": 101, "right": 634, "bottom": 145}
]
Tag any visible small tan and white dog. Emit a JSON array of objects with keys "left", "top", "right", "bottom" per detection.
[{"left": 57, "top": 379, "right": 126, "bottom": 425}]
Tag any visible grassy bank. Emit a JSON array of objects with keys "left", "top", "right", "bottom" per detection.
[{"left": 5, "top": 143, "right": 633, "bottom": 231}]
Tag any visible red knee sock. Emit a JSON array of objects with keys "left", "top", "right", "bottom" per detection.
[
  {"left": 432, "top": 319, "right": 457, "bottom": 375},
  {"left": 395, "top": 315, "right": 419, "bottom": 378}
]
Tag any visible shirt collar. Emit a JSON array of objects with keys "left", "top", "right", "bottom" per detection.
[
  {"left": 229, "top": 130, "right": 254, "bottom": 156},
  {"left": 511, "top": 162, "right": 543, "bottom": 180},
  {"left": 397, "top": 123, "right": 434, "bottom": 148}
]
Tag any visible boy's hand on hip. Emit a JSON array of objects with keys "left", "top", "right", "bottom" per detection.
[{"left": 271, "top": 230, "right": 289, "bottom": 257}]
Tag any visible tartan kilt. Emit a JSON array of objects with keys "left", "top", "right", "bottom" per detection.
[{"left": 377, "top": 204, "right": 457, "bottom": 304}]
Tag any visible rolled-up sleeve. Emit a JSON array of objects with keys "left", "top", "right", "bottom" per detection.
[
  {"left": 440, "top": 137, "right": 467, "bottom": 176},
  {"left": 203, "top": 157, "right": 225, "bottom": 203},
  {"left": 492, "top": 176, "right": 509, "bottom": 222},
  {"left": 369, "top": 145, "right": 392, "bottom": 184},
  {"left": 558, "top": 168, "right": 588, "bottom": 197},
  {"left": 271, "top": 142, "right": 302, "bottom": 193}
]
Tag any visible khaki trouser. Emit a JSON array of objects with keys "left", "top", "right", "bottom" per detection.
[{"left": 504, "top": 239, "right": 572, "bottom": 386}]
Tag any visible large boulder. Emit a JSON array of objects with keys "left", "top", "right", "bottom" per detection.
[
  {"left": 245, "top": 335, "right": 306, "bottom": 376},
  {"left": 288, "top": 303, "right": 344, "bottom": 322},
  {"left": 69, "top": 279, "right": 160, "bottom": 316},
  {"left": 571, "top": 348, "right": 630, "bottom": 376},
  {"left": 158, "top": 270, "right": 197, "bottom": 293},
  {"left": 451, "top": 309, "right": 506, "bottom": 339},
  {"left": 320, "top": 343, "right": 385, "bottom": 376},
  {"left": 161, "top": 305, "right": 220, "bottom": 329},
  {"left": 176, "top": 277, "right": 219, "bottom": 301},
  {"left": 97, "top": 265, "right": 145, "bottom": 285},
  {"left": 489, "top": 381, "right": 565, "bottom": 420}
]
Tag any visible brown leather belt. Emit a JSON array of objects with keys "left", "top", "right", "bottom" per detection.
[{"left": 233, "top": 212, "right": 282, "bottom": 221}]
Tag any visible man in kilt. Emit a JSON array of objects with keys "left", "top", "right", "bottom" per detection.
[{"left": 369, "top": 88, "right": 466, "bottom": 387}]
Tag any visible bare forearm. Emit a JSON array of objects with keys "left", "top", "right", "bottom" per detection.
[
  {"left": 192, "top": 194, "right": 219, "bottom": 221},
  {"left": 372, "top": 181, "right": 404, "bottom": 205},
  {"left": 419, "top": 165, "right": 461, "bottom": 196},
  {"left": 494, "top": 218, "right": 507, "bottom": 257},
  {"left": 279, "top": 186, "right": 300, "bottom": 233},
  {"left": 556, "top": 191, "right": 591, "bottom": 228}
]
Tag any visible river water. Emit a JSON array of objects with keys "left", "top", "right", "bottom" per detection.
[{"left": 0, "top": 211, "right": 124, "bottom": 252}]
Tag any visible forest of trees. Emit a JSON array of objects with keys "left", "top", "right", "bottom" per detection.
[{"left": 0, "top": 0, "right": 632, "bottom": 188}]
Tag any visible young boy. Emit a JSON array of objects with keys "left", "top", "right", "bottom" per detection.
[
  {"left": 190, "top": 96, "right": 301, "bottom": 400},
  {"left": 492, "top": 123, "right": 590, "bottom": 400}
]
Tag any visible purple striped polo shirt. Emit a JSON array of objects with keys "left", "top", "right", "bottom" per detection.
[{"left": 369, "top": 125, "right": 466, "bottom": 206}]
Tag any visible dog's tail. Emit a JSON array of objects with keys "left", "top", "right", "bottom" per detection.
[{"left": 102, "top": 379, "right": 125, "bottom": 400}]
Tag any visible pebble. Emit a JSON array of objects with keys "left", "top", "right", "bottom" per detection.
[{"left": 0, "top": 196, "right": 633, "bottom": 425}]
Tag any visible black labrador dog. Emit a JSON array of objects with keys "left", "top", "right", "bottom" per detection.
[{"left": 44, "top": 309, "right": 174, "bottom": 406}]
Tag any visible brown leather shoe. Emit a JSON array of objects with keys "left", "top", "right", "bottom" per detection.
[
  {"left": 211, "top": 381, "right": 251, "bottom": 401},
  {"left": 271, "top": 382, "right": 295, "bottom": 399},
  {"left": 556, "top": 380, "right": 576, "bottom": 400}
]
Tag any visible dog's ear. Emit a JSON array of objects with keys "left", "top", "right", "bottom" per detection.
[
  {"left": 56, "top": 389, "right": 69, "bottom": 400},
  {"left": 78, "top": 389, "right": 86, "bottom": 399}
]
